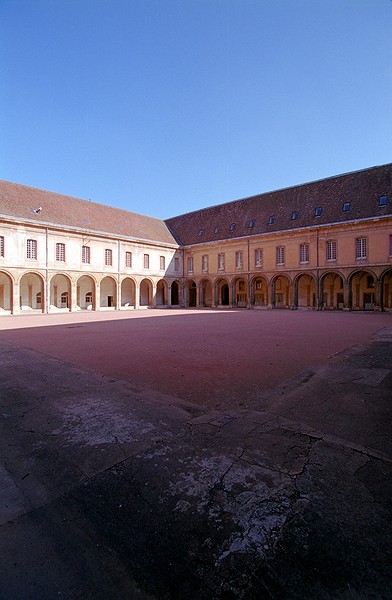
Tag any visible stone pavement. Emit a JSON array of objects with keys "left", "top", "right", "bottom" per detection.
[{"left": 0, "top": 323, "right": 391, "bottom": 599}]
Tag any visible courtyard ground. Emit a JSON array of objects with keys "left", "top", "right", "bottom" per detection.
[{"left": 0, "top": 309, "right": 391, "bottom": 599}]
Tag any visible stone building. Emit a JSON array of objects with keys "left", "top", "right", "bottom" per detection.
[{"left": 0, "top": 162, "right": 391, "bottom": 315}]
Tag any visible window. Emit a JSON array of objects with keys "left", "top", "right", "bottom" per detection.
[
  {"left": 202, "top": 255, "right": 208, "bottom": 272},
  {"left": 144, "top": 254, "right": 150, "bottom": 269},
  {"left": 248, "top": 220, "right": 255, "bottom": 229},
  {"left": 255, "top": 248, "right": 263, "bottom": 267},
  {"left": 326, "top": 240, "right": 337, "bottom": 261},
  {"left": 379, "top": 195, "right": 387, "bottom": 207},
  {"left": 314, "top": 207, "right": 323, "bottom": 217},
  {"left": 214, "top": 226, "right": 220, "bottom": 234},
  {"left": 390, "top": 235, "right": 392, "bottom": 257},
  {"left": 268, "top": 215, "right": 275, "bottom": 225},
  {"left": 55, "top": 242, "right": 65, "bottom": 262},
  {"left": 198, "top": 228, "right": 204, "bottom": 237},
  {"left": 0, "top": 236, "right": 4, "bottom": 257},
  {"left": 27, "top": 239, "right": 37, "bottom": 259},
  {"left": 174, "top": 257, "right": 180, "bottom": 271},
  {"left": 356, "top": 237, "right": 367, "bottom": 259},
  {"left": 276, "top": 246, "right": 285, "bottom": 265},
  {"left": 218, "top": 253, "right": 225, "bottom": 271},
  {"left": 229, "top": 223, "right": 236, "bottom": 232},
  {"left": 125, "top": 251, "right": 132, "bottom": 268},
  {"left": 82, "top": 245, "right": 90, "bottom": 264},
  {"left": 105, "top": 248, "right": 113, "bottom": 266},
  {"left": 367, "top": 275, "right": 375, "bottom": 289},
  {"left": 187, "top": 256, "right": 194, "bottom": 274},
  {"left": 291, "top": 211, "right": 299, "bottom": 221},
  {"left": 300, "top": 243, "right": 309, "bottom": 264},
  {"left": 342, "top": 201, "right": 351, "bottom": 212},
  {"left": 160, "top": 255, "right": 165, "bottom": 270},
  {"left": 235, "top": 251, "right": 243, "bottom": 269}
]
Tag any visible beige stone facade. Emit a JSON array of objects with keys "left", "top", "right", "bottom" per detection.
[{"left": 1, "top": 163, "right": 391, "bottom": 314}]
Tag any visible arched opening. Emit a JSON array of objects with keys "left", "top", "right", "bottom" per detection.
[
  {"left": 0, "top": 271, "right": 13, "bottom": 313},
  {"left": 295, "top": 273, "right": 317, "bottom": 309},
  {"left": 140, "top": 278, "right": 152, "bottom": 307},
  {"left": 50, "top": 274, "right": 71, "bottom": 311},
  {"left": 77, "top": 275, "right": 95, "bottom": 310},
  {"left": 252, "top": 276, "right": 268, "bottom": 307},
  {"left": 381, "top": 269, "right": 392, "bottom": 311},
  {"left": 233, "top": 278, "right": 247, "bottom": 307},
  {"left": 121, "top": 277, "right": 136, "bottom": 308},
  {"left": 321, "top": 272, "right": 344, "bottom": 310},
  {"left": 200, "top": 279, "right": 213, "bottom": 307},
  {"left": 187, "top": 280, "right": 197, "bottom": 307},
  {"left": 171, "top": 281, "right": 180, "bottom": 306},
  {"left": 19, "top": 272, "right": 44, "bottom": 312},
  {"left": 216, "top": 278, "right": 229, "bottom": 306},
  {"left": 350, "top": 270, "right": 376, "bottom": 311},
  {"left": 100, "top": 276, "right": 117, "bottom": 308},
  {"left": 272, "top": 275, "right": 291, "bottom": 309},
  {"left": 156, "top": 279, "right": 167, "bottom": 306}
]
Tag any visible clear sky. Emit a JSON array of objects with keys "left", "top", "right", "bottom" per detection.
[{"left": 1, "top": 0, "right": 391, "bottom": 219}]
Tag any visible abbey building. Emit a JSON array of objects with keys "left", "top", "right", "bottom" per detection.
[{"left": 0, "top": 162, "right": 391, "bottom": 314}]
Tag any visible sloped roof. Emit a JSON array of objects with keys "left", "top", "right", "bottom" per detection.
[
  {"left": 165, "top": 163, "right": 392, "bottom": 246},
  {"left": 0, "top": 180, "right": 178, "bottom": 246}
]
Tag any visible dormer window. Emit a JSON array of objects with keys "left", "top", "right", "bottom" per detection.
[
  {"left": 291, "top": 211, "right": 299, "bottom": 220},
  {"left": 229, "top": 223, "right": 236, "bottom": 232},
  {"left": 198, "top": 228, "right": 204, "bottom": 237},
  {"left": 342, "top": 202, "right": 351, "bottom": 212},
  {"left": 248, "top": 219, "right": 255, "bottom": 229},
  {"left": 379, "top": 195, "right": 387, "bottom": 207},
  {"left": 268, "top": 215, "right": 275, "bottom": 225},
  {"left": 214, "top": 226, "right": 221, "bottom": 234},
  {"left": 314, "top": 207, "right": 323, "bottom": 217}
]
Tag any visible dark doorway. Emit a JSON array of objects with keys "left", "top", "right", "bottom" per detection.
[
  {"left": 222, "top": 284, "right": 229, "bottom": 305},
  {"left": 171, "top": 281, "right": 179, "bottom": 305}
]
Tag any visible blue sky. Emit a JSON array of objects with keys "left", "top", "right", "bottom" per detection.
[{"left": 1, "top": 0, "right": 391, "bottom": 219}]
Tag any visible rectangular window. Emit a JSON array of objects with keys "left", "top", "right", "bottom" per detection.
[
  {"left": 105, "top": 248, "right": 113, "bottom": 266},
  {"left": 218, "top": 253, "right": 225, "bottom": 271},
  {"left": 202, "top": 255, "right": 208, "bottom": 272},
  {"left": 235, "top": 251, "right": 243, "bottom": 269},
  {"left": 255, "top": 248, "right": 263, "bottom": 267},
  {"left": 27, "top": 239, "right": 37, "bottom": 260},
  {"left": 160, "top": 255, "right": 165, "bottom": 270},
  {"left": 82, "top": 245, "right": 90, "bottom": 264},
  {"left": 174, "top": 257, "right": 180, "bottom": 271},
  {"left": 276, "top": 246, "right": 285, "bottom": 265},
  {"left": 299, "top": 243, "right": 309, "bottom": 264},
  {"left": 187, "top": 256, "right": 194, "bottom": 274},
  {"left": 356, "top": 237, "right": 367, "bottom": 260},
  {"left": 0, "top": 236, "right": 4, "bottom": 257},
  {"left": 125, "top": 251, "right": 132, "bottom": 268},
  {"left": 56, "top": 242, "right": 65, "bottom": 262},
  {"left": 144, "top": 254, "right": 150, "bottom": 269},
  {"left": 326, "top": 240, "right": 337, "bottom": 261}
]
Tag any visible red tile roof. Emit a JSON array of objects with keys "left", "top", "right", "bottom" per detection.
[
  {"left": 0, "top": 180, "right": 178, "bottom": 246},
  {"left": 165, "top": 163, "right": 392, "bottom": 246}
]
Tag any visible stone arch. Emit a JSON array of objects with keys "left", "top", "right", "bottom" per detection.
[
  {"left": 320, "top": 271, "right": 345, "bottom": 310},
  {"left": 100, "top": 276, "right": 117, "bottom": 308},
  {"left": 215, "top": 277, "right": 230, "bottom": 306},
  {"left": 49, "top": 273, "right": 71, "bottom": 310},
  {"left": 0, "top": 270, "right": 13, "bottom": 313},
  {"left": 121, "top": 277, "right": 136, "bottom": 309},
  {"left": 200, "top": 278, "right": 213, "bottom": 307},
  {"left": 140, "top": 278, "right": 153, "bottom": 307},
  {"left": 233, "top": 277, "right": 247, "bottom": 308},
  {"left": 252, "top": 275, "right": 268, "bottom": 307},
  {"left": 381, "top": 268, "right": 392, "bottom": 311},
  {"left": 294, "top": 273, "right": 317, "bottom": 309},
  {"left": 77, "top": 275, "right": 96, "bottom": 310},
  {"left": 171, "top": 280, "right": 181, "bottom": 306},
  {"left": 186, "top": 280, "right": 197, "bottom": 307},
  {"left": 156, "top": 279, "right": 168, "bottom": 306},
  {"left": 349, "top": 269, "right": 377, "bottom": 311},
  {"left": 19, "top": 272, "right": 45, "bottom": 312},
  {"left": 271, "top": 274, "right": 291, "bottom": 309}
]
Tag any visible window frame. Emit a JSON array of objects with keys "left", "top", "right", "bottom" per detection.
[
  {"left": 0, "top": 235, "right": 4, "bottom": 258},
  {"left": 202, "top": 254, "right": 208, "bottom": 272},
  {"left": 254, "top": 248, "right": 263, "bottom": 268},
  {"left": 326, "top": 240, "right": 337, "bottom": 261},
  {"left": 276, "top": 246, "right": 285, "bottom": 266},
  {"left": 82, "top": 245, "right": 91, "bottom": 264},
  {"left": 218, "top": 253, "right": 225, "bottom": 271},
  {"left": 187, "top": 256, "right": 194, "bottom": 274},
  {"left": 299, "top": 243, "right": 309, "bottom": 264},
  {"left": 355, "top": 237, "right": 367, "bottom": 260},
  {"left": 26, "top": 238, "right": 37, "bottom": 260},
  {"left": 55, "top": 242, "right": 65, "bottom": 262},
  {"left": 105, "top": 248, "right": 113, "bottom": 266},
  {"left": 235, "top": 250, "right": 243, "bottom": 270},
  {"left": 143, "top": 253, "right": 150, "bottom": 269},
  {"left": 125, "top": 251, "right": 132, "bottom": 268},
  {"left": 160, "top": 255, "right": 165, "bottom": 271}
]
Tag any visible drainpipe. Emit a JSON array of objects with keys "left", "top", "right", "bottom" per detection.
[
  {"left": 117, "top": 239, "right": 121, "bottom": 310},
  {"left": 316, "top": 228, "right": 320, "bottom": 310},
  {"left": 45, "top": 227, "right": 49, "bottom": 314},
  {"left": 247, "top": 238, "right": 251, "bottom": 308}
]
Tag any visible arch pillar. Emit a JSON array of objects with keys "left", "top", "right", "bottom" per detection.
[
  {"left": 152, "top": 282, "right": 157, "bottom": 307},
  {"left": 95, "top": 285, "right": 100, "bottom": 311},
  {"left": 374, "top": 279, "right": 382, "bottom": 311},
  {"left": 71, "top": 281, "right": 78, "bottom": 312},
  {"left": 12, "top": 280, "right": 20, "bottom": 314},
  {"left": 343, "top": 280, "right": 351, "bottom": 310}
]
